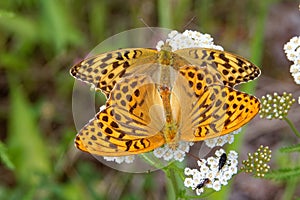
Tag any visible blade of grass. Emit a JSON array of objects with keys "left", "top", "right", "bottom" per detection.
[
  {"left": 89, "top": 0, "right": 108, "bottom": 43},
  {"left": 0, "top": 140, "right": 15, "bottom": 170},
  {"left": 7, "top": 75, "right": 51, "bottom": 186},
  {"left": 173, "top": 0, "right": 192, "bottom": 29},
  {"left": 158, "top": 0, "right": 172, "bottom": 28},
  {"left": 39, "top": 0, "right": 83, "bottom": 54}
]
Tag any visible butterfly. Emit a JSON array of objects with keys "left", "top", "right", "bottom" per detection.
[
  {"left": 71, "top": 45, "right": 261, "bottom": 156},
  {"left": 70, "top": 44, "right": 260, "bottom": 98}
]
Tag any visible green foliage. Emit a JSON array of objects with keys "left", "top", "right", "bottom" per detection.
[
  {"left": 264, "top": 167, "right": 300, "bottom": 181},
  {"left": 38, "top": 2, "right": 80, "bottom": 54},
  {"left": 262, "top": 102, "right": 300, "bottom": 198},
  {"left": 0, "top": 141, "right": 15, "bottom": 170},
  {"left": 280, "top": 144, "right": 300, "bottom": 153},
  {"left": 7, "top": 78, "right": 51, "bottom": 186}
]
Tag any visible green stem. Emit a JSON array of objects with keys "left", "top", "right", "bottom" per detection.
[
  {"left": 165, "top": 167, "right": 179, "bottom": 199},
  {"left": 139, "top": 154, "right": 186, "bottom": 199},
  {"left": 283, "top": 116, "right": 300, "bottom": 138},
  {"left": 139, "top": 153, "right": 164, "bottom": 169},
  {"left": 282, "top": 177, "right": 298, "bottom": 200},
  {"left": 157, "top": 0, "right": 172, "bottom": 28}
]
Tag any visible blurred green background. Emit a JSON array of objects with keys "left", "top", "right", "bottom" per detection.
[{"left": 0, "top": 0, "right": 300, "bottom": 199}]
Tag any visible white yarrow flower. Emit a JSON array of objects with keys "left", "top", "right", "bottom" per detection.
[
  {"left": 196, "top": 188, "right": 204, "bottom": 195},
  {"left": 153, "top": 141, "right": 194, "bottom": 162},
  {"left": 204, "top": 128, "right": 241, "bottom": 148},
  {"left": 292, "top": 72, "right": 300, "bottom": 84},
  {"left": 284, "top": 36, "right": 300, "bottom": 84},
  {"left": 212, "top": 180, "right": 222, "bottom": 191},
  {"left": 124, "top": 155, "right": 135, "bottom": 163},
  {"left": 184, "top": 149, "right": 238, "bottom": 196},
  {"left": 163, "top": 149, "right": 174, "bottom": 161},
  {"left": 103, "top": 155, "right": 135, "bottom": 164},
  {"left": 157, "top": 30, "right": 223, "bottom": 52},
  {"left": 184, "top": 168, "right": 193, "bottom": 176},
  {"left": 184, "top": 177, "right": 194, "bottom": 188}
]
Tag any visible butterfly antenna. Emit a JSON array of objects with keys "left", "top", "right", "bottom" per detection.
[
  {"left": 183, "top": 16, "right": 196, "bottom": 30},
  {"left": 187, "top": 151, "right": 201, "bottom": 161},
  {"left": 139, "top": 18, "right": 156, "bottom": 34},
  {"left": 139, "top": 17, "right": 165, "bottom": 42}
]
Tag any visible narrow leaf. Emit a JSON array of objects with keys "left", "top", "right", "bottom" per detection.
[
  {"left": 280, "top": 144, "right": 300, "bottom": 153},
  {"left": 7, "top": 78, "right": 51, "bottom": 185},
  {"left": 264, "top": 167, "right": 300, "bottom": 181},
  {"left": 0, "top": 141, "right": 15, "bottom": 170}
]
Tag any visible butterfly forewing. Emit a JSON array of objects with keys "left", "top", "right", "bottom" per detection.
[
  {"left": 175, "top": 48, "right": 261, "bottom": 87},
  {"left": 71, "top": 46, "right": 260, "bottom": 97},
  {"left": 70, "top": 48, "right": 159, "bottom": 96}
]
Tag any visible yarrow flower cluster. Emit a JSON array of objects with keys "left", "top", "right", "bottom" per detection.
[
  {"left": 153, "top": 141, "right": 194, "bottom": 162},
  {"left": 240, "top": 145, "right": 271, "bottom": 178},
  {"left": 204, "top": 128, "right": 241, "bottom": 148},
  {"left": 156, "top": 30, "right": 224, "bottom": 51},
  {"left": 184, "top": 149, "right": 238, "bottom": 195},
  {"left": 103, "top": 155, "right": 135, "bottom": 164},
  {"left": 259, "top": 92, "right": 295, "bottom": 120},
  {"left": 284, "top": 36, "right": 300, "bottom": 84}
]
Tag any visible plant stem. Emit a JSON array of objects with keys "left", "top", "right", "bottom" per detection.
[
  {"left": 282, "top": 177, "right": 298, "bottom": 200},
  {"left": 283, "top": 116, "right": 300, "bottom": 138},
  {"left": 158, "top": 0, "right": 172, "bottom": 28},
  {"left": 139, "top": 153, "right": 164, "bottom": 169},
  {"left": 165, "top": 166, "right": 179, "bottom": 199}
]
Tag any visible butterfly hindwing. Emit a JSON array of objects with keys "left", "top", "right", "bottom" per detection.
[
  {"left": 75, "top": 75, "right": 166, "bottom": 156},
  {"left": 174, "top": 65, "right": 260, "bottom": 141}
]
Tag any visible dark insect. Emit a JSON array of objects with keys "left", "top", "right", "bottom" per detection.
[
  {"left": 196, "top": 178, "right": 210, "bottom": 189},
  {"left": 218, "top": 153, "right": 227, "bottom": 171}
]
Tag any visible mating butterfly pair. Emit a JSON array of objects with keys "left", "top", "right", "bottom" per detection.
[{"left": 70, "top": 44, "right": 260, "bottom": 156}]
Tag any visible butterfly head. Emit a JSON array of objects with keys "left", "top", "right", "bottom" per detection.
[{"left": 160, "top": 42, "right": 173, "bottom": 52}]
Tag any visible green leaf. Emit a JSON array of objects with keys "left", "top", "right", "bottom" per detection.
[
  {"left": 280, "top": 144, "right": 300, "bottom": 153},
  {"left": 89, "top": 0, "right": 107, "bottom": 42},
  {"left": 0, "top": 10, "right": 15, "bottom": 18},
  {"left": 7, "top": 77, "right": 51, "bottom": 186},
  {"left": 39, "top": 0, "right": 84, "bottom": 53},
  {"left": 0, "top": 141, "right": 15, "bottom": 170},
  {"left": 0, "top": 11, "right": 39, "bottom": 56},
  {"left": 0, "top": 12, "right": 38, "bottom": 42},
  {"left": 0, "top": 52, "right": 29, "bottom": 70},
  {"left": 264, "top": 167, "right": 300, "bottom": 181}
]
